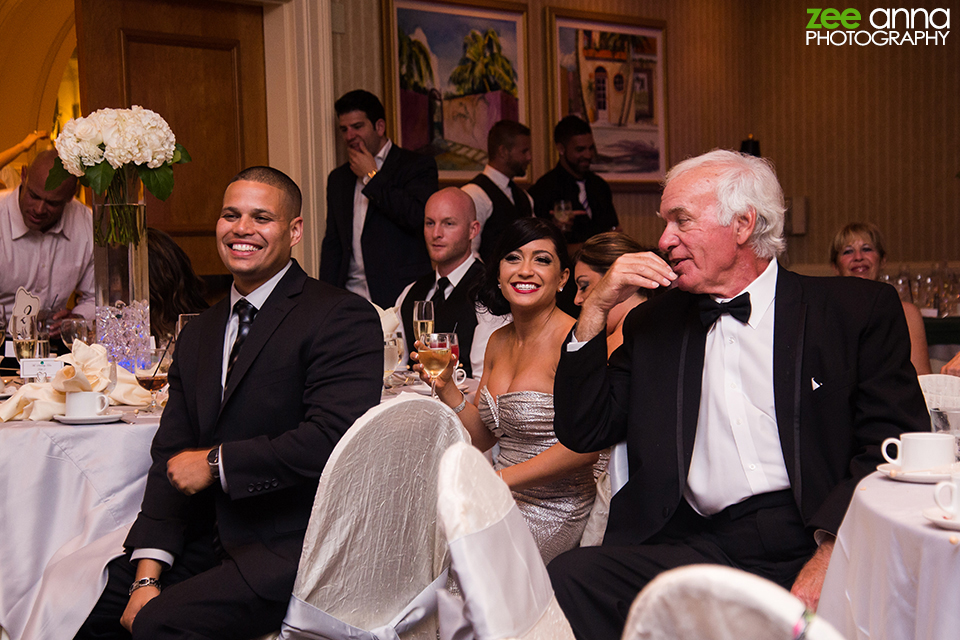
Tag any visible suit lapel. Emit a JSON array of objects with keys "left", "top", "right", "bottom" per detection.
[
  {"left": 220, "top": 265, "right": 306, "bottom": 413},
  {"left": 677, "top": 297, "right": 707, "bottom": 485},
  {"left": 772, "top": 268, "right": 806, "bottom": 503},
  {"left": 197, "top": 298, "right": 230, "bottom": 430}
]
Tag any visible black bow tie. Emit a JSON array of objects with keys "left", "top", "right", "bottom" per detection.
[{"left": 698, "top": 292, "right": 751, "bottom": 327}]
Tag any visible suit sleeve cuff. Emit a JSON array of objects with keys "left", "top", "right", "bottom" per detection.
[{"left": 131, "top": 548, "right": 174, "bottom": 569}]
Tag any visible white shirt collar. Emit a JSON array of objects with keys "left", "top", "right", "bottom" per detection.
[
  {"left": 714, "top": 259, "right": 778, "bottom": 329},
  {"left": 375, "top": 139, "right": 393, "bottom": 166},
  {"left": 439, "top": 254, "right": 476, "bottom": 288},
  {"left": 229, "top": 260, "right": 293, "bottom": 312},
  {"left": 482, "top": 164, "right": 512, "bottom": 191}
]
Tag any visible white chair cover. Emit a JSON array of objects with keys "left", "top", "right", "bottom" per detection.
[
  {"left": 436, "top": 442, "right": 575, "bottom": 640},
  {"left": 918, "top": 373, "right": 960, "bottom": 414},
  {"left": 277, "top": 393, "right": 469, "bottom": 640},
  {"left": 621, "top": 564, "right": 847, "bottom": 640}
]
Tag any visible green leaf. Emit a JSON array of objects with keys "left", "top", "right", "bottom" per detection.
[
  {"left": 139, "top": 164, "right": 174, "bottom": 201},
  {"left": 173, "top": 143, "right": 192, "bottom": 164},
  {"left": 44, "top": 157, "right": 73, "bottom": 191},
  {"left": 86, "top": 161, "right": 117, "bottom": 195}
]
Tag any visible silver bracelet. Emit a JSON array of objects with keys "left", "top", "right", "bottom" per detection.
[
  {"left": 129, "top": 577, "right": 161, "bottom": 595},
  {"left": 452, "top": 392, "right": 467, "bottom": 414}
]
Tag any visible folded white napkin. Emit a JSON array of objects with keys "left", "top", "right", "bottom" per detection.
[
  {"left": 372, "top": 302, "right": 400, "bottom": 337},
  {"left": 0, "top": 341, "right": 153, "bottom": 422}
]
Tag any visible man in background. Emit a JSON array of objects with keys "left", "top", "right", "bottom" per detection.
[
  {"left": 461, "top": 120, "right": 534, "bottom": 264},
  {"left": 319, "top": 89, "right": 438, "bottom": 308}
]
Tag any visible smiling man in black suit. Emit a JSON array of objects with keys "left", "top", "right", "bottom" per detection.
[
  {"left": 76, "top": 166, "right": 383, "bottom": 639},
  {"left": 319, "top": 89, "right": 438, "bottom": 308},
  {"left": 548, "top": 149, "right": 929, "bottom": 640}
]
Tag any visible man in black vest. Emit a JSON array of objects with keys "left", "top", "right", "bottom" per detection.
[
  {"left": 530, "top": 115, "right": 621, "bottom": 256},
  {"left": 396, "top": 187, "right": 507, "bottom": 379},
  {"left": 461, "top": 120, "right": 534, "bottom": 264}
]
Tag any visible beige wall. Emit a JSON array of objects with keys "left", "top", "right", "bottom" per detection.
[{"left": 332, "top": 0, "right": 958, "bottom": 269}]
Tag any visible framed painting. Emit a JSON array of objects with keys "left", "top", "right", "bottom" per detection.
[
  {"left": 382, "top": 0, "right": 529, "bottom": 182},
  {"left": 546, "top": 8, "right": 668, "bottom": 187}
]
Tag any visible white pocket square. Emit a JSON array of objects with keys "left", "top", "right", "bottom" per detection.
[{"left": 811, "top": 377, "right": 822, "bottom": 391}]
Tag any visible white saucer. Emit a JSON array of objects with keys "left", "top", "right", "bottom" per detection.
[
  {"left": 53, "top": 413, "right": 122, "bottom": 425},
  {"left": 922, "top": 506, "right": 960, "bottom": 531},
  {"left": 877, "top": 462, "right": 959, "bottom": 484}
]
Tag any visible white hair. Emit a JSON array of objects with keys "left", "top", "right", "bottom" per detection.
[{"left": 664, "top": 149, "right": 786, "bottom": 259}]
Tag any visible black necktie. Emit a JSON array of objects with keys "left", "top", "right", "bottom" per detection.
[
  {"left": 431, "top": 276, "right": 450, "bottom": 305},
  {"left": 226, "top": 299, "right": 257, "bottom": 382},
  {"left": 508, "top": 181, "right": 532, "bottom": 217},
  {"left": 698, "top": 292, "right": 751, "bottom": 327}
]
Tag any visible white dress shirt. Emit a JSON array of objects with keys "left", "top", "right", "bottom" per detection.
[
  {"left": 345, "top": 140, "right": 392, "bottom": 301},
  {"left": 0, "top": 187, "right": 95, "bottom": 321},
  {"left": 685, "top": 259, "right": 790, "bottom": 515},
  {"left": 461, "top": 165, "right": 535, "bottom": 257},
  {"left": 132, "top": 260, "right": 293, "bottom": 568},
  {"left": 393, "top": 255, "right": 509, "bottom": 378}
]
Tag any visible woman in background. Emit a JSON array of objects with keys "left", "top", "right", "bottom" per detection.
[
  {"left": 830, "top": 222, "right": 931, "bottom": 375},
  {"left": 148, "top": 228, "right": 208, "bottom": 344}
]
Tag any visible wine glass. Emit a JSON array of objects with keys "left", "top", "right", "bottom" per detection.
[
  {"left": 12, "top": 315, "right": 38, "bottom": 365},
  {"left": 383, "top": 336, "right": 402, "bottom": 387},
  {"left": 412, "top": 301, "right": 434, "bottom": 343},
  {"left": 420, "top": 332, "right": 457, "bottom": 399},
  {"left": 61, "top": 318, "right": 89, "bottom": 351},
  {"left": 135, "top": 348, "right": 173, "bottom": 412}
]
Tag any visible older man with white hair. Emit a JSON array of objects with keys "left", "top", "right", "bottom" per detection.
[{"left": 548, "top": 149, "right": 928, "bottom": 640}]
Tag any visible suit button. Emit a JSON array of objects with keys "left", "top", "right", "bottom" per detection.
[
  {"left": 248, "top": 484, "right": 255, "bottom": 493},
  {"left": 662, "top": 507, "right": 671, "bottom": 518},
  {"left": 256, "top": 482, "right": 263, "bottom": 491},
  {"left": 271, "top": 479, "right": 279, "bottom": 488}
]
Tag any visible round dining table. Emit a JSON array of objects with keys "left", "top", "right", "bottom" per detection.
[{"left": 819, "top": 470, "right": 960, "bottom": 640}]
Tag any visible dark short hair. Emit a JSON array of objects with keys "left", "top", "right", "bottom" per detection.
[
  {"left": 554, "top": 115, "right": 592, "bottom": 145},
  {"left": 334, "top": 89, "right": 386, "bottom": 125},
  {"left": 830, "top": 222, "right": 887, "bottom": 266},
  {"left": 230, "top": 166, "right": 302, "bottom": 219},
  {"left": 487, "top": 120, "right": 531, "bottom": 159},
  {"left": 575, "top": 232, "right": 664, "bottom": 301},
  {"left": 476, "top": 217, "right": 571, "bottom": 316},
  {"left": 147, "top": 228, "right": 208, "bottom": 343}
]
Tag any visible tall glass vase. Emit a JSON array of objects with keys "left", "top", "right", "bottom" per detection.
[{"left": 92, "top": 165, "right": 151, "bottom": 371}]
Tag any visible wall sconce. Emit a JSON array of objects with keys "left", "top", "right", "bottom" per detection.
[{"left": 740, "top": 134, "right": 760, "bottom": 157}]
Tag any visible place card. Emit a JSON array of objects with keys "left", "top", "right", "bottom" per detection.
[{"left": 19, "top": 358, "right": 65, "bottom": 379}]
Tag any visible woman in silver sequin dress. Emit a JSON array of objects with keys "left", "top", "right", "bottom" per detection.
[{"left": 417, "top": 218, "right": 599, "bottom": 563}]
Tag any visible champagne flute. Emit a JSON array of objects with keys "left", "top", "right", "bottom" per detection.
[
  {"left": 61, "top": 318, "right": 89, "bottom": 351},
  {"left": 412, "top": 301, "right": 434, "bottom": 343},
  {"left": 419, "top": 332, "right": 457, "bottom": 399},
  {"left": 12, "top": 315, "right": 38, "bottom": 364},
  {"left": 135, "top": 348, "right": 173, "bottom": 412},
  {"left": 383, "top": 336, "right": 402, "bottom": 386}
]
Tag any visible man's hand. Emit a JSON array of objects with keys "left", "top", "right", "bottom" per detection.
[
  {"left": 46, "top": 308, "right": 78, "bottom": 338},
  {"left": 120, "top": 584, "right": 159, "bottom": 632},
  {"left": 941, "top": 351, "right": 960, "bottom": 377},
  {"left": 167, "top": 448, "right": 215, "bottom": 495},
  {"left": 347, "top": 139, "right": 378, "bottom": 180},
  {"left": 575, "top": 252, "right": 676, "bottom": 342},
  {"left": 790, "top": 538, "right": 835, "bottom": 611}
]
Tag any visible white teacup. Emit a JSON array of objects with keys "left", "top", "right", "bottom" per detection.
[
  {"left": 65, "top": 391, "right": 109, "bottom": 418},
  {"left": 935, "top": 472, "right": 960, "bottom": 517},
  {"left": 882, "top": 432, "right": 956, "bottom": 472},
  {"left": 452, "top": 367, "right": 468, "bottom": 386}
]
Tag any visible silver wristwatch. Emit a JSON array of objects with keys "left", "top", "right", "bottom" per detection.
[
  {"left": 207, "top": 446, "right": 220, "bottom": 481},
  {"left": 129, "top": 577, "right": 161, "bottom": 595}
]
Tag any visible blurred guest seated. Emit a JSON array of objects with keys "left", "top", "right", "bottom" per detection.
[
  {"left": 461, "top": 120, "right": 534, "bottom": 263},
  {"left": 147, "top": 228, "right": 209, "bottom": 344},
  {"left": 0, "top": 149, "right": 93, "bottom": 332},
  {"left": 530, "top": 116, "right": 620, "bottom": 256},
  {"left": 416, "top": 218, "right": 598, "bottom": 563},
  {"left": 830, "top": 222, "right": 931, "bottom": 375},
  {"left": 573, "top": 232, "right": 660, "bottom": 355},
  {"left": 548, "top": 150, "right": 929, "bottom": 640},
  {"left": 0, "top": 130, "right": 48, "bottom": 188},
  {"left": 75, "top": 166, "right": 383, "bottom": 639},
  {"left": 395, "top": 187, "right": 508, "bottom": 379}
]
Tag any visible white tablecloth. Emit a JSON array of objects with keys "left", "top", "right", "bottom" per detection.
[
  {"left": 0, "top": 415, "right": 159, "bottom": 640},
  {"left": 819, "top": 471, "right": 960, "bottom": 640}
]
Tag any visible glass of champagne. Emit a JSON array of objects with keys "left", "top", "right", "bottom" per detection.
[
  {"left": 419, "top": 332, "right": 457, "bottom": 399},
  {"left": 412, "top": 301, "right": 434, "bottom": 343},
  {"left": 61, "top": 318, "right": 89, "bottom": 351},
  {"left": 383, "top": 336, "right": 402, "bottom": 387},
  {"left": 135, "top": 348, "right": 173, "bottom": 412},
  {"left": 12, "top": 315, "right": 38, "bottom": 378}
]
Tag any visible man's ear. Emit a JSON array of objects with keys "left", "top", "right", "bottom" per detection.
[
  {"left": 375, "top": 119, "right": 387, "bottom": 139},
  {"left": 734, "top": 209, "right": 758, "bottom": 246}
]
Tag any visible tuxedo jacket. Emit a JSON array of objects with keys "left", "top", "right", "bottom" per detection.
[
  {"left": 529, "top": 163, "right": 619, "bottom": 244},
  {"left": 318, "top": 145, "right": 438, "bottom": 307},
  {"left": 125, "top": 261, "right": 384, "bottom": 600},
  {"left": 554, "top": 267, "right": 929, "bottom": 547}
]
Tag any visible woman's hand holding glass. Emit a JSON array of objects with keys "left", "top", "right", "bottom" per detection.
[{"left": 412, "top": 333, "right": 459, "bottom": 400}]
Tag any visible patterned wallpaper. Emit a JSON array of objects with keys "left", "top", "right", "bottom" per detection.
[{"left": 332, "top": 0, "right": 959, "bottom": 267}]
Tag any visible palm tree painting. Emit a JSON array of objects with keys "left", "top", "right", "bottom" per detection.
[{"left": 393, "top": 2, "right": 526, "bottom": 179}]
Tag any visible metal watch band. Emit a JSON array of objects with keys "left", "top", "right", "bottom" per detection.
[
  {"left": 129, "top": 577, "right": 161, "bottom": 595},
  {"left": 207, "top": 446, "right": 220, "bottom": 480}
]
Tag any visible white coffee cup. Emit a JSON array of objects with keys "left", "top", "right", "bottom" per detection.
[
  {"left": 882, "top": 432, "right": 956, "bottom": 472},
  {"left": 453, "top": 367, "right": 468, "bottom": 385},
  {"left": 935, "top": 472, "right": 960, "bottom": 517},
  {"left": 65, "top": 391, "right": 110, "bottom": 418}
]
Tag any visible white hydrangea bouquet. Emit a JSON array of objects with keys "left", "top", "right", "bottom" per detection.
[{"left": 45, "top": 105, "right": 190, "bottom": 244}]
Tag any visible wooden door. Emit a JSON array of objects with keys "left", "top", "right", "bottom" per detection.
[{"left": 75, "top": 0, "right": 269, "bottom": 276}]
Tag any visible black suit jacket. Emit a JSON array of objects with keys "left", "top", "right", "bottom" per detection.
[
  {"left": 125, "top": 261, "right": 383, "bottom": 600},
  {"left": 529, "top": 163, "right": 619, "bottom": 244},
  {"left": 554, "top": 267, "right": 929, "bottom": 547},
  {"left": 319, "top": 144, "right": 438, "bottom": 307}
]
